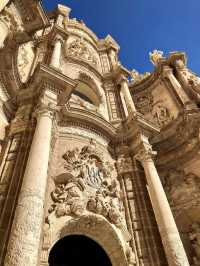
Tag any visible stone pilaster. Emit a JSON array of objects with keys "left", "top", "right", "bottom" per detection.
[
  {"left": 136, "top": 140, "right": 190, "bottom": 266},
  {"left": 120, "top": 77, "right": 136, "bottom": 114},
  {"left": 4, "top": 98, "right": 56, "bottom": 266},
  {"left": 56, "top": 4, "right": 71, "bottom": 27},
  {"left": 50, "top": 36, "right": 63, "bottom": 69},
  {"left": 162, "top": 66, "right": 191, "bottom": 107}
]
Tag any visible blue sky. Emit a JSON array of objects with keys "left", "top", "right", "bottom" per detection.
[{"left": 43, "top": 0, "right": 200, "bottom": 74}]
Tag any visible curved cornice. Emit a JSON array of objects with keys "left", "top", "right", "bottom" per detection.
[
  {"left": 129, "top": 52, "right": 187, "bottom": 94},
  {"left": 60, "top": 105, "right": 117, "bottom": 141}
]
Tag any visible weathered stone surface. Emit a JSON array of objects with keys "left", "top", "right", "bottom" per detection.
[{"left": 0, "top": 2, "right": 199, "bottom": 266}]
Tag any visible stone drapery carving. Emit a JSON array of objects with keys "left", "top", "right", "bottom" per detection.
[
  {"left": 189, "top": 223, "right": 200, "bottom": 266},
  {"left": 65, "top": 38, "right": 98, "bottom": 66},
  {"left": 47, "top": 139, "right": 132, "bottom": 244},
  {"left": 149, "top": 49, "right": 164, "bottom": 65}
]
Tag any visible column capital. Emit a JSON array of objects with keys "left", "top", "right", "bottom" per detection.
[
  {"left": 34, "top": 103, "right": 57, "bottom": 121},
  {"left": 117, "top": 74, "right": 128, "bottom": 85},
  {"left": 52, "top": 35, "right": 64, "bottom": 46},
  {"left": 135, "top": 142, "right": 157, "bottom": 163}
]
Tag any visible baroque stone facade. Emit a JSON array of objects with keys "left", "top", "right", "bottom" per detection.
[{"left": 0, "top": 2, "right": 199, "bottom": 266}]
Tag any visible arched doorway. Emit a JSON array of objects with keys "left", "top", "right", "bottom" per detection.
[{"left": 48, "top": 234, "right": 112, "bottom": 266}]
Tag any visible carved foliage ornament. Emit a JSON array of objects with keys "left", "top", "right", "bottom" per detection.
[
  {"left": 65, "top": 38, "right": 98, "bottom": 66},
  {"left": 47, "top": 139, "right": 131, "bottom": 243}
]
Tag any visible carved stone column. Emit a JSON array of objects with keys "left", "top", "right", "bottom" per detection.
[
  {"left": 4, "top": 98, "right": 56, "bottom": 265},
  {"left": 50, "top": 36, "right": 63, "bottom": 69},
  {"left": 120, "top": 77, "right": 136, "bottom": 114},
  {"left": 162, "top": 66, "right": 191, "bottom": 106},
  {"left": 136, "top": 140, "right": 190, "bottom": 266},
  {"left": 0, "top": 0, "right": 9, "bottom": 13},
  {"left": 120, "top": 89, "right": 128, "bottom": 117}
]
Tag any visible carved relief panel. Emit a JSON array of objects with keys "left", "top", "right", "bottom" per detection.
[
  {"left": 64, "top": 36, "right": 101, "bottom": 72},
  {"left": 42, "top": 128, "right": 135, "bottom": 265},
  {"left": 17, "top": 41, "right": 35, "bottom": 82},
  {"left": 132, "top": 81, "right": 178, "bottom": 127}
]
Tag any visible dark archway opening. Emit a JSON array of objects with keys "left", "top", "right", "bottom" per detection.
[{"left": 48, "top": 235, "right": 112, "bottom": 266}]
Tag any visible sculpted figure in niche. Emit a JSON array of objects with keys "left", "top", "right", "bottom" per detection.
[{"left": 189, "top": 223, "right": 200, "bottom": 265}]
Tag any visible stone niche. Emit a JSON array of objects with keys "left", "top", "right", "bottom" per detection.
[{"left": 41, "top": 128, "right": 135, "bottom": 266}]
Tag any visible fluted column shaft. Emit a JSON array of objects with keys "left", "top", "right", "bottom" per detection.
[
  {"left": 50, "top": 37, "right": 62, "bottom": 69},
  {"left": 4, "top": 106, "right": 54, "bottom": 266},
  {"left": 121, "top": 79, "right": 136, "bottom": 114},
  {"left": 136, "top": 146, "right": 189, "bottom": 266}
]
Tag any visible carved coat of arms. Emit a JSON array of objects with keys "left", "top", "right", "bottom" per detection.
[{"left": 47, "top": 139, "right": 131, "bottom": 243}]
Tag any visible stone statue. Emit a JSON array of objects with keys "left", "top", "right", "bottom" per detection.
[{"left": 149, "top": 50, "right": 164, "bottom": 66}]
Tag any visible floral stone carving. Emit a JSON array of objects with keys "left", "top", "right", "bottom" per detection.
[{"left": 47, "top": 139, "right": 132, "bottom": 243}]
